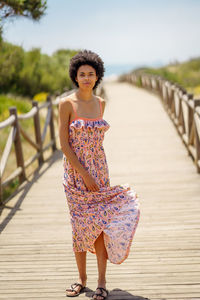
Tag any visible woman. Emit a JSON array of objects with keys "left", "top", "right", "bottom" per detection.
[{"left": 59, "top": 50, "right": 140, "bottom": 300}]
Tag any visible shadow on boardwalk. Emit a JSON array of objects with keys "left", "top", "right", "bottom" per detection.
[
  {"left": 0, "top": 150, "right": 62, "bottom": 233},
  {"left": 84, "top": 287, "right": 150, "bottom": 299}
]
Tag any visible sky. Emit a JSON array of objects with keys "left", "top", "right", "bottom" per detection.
[{"left": 2, "top": 0, "right": 200, "bottom": 76}]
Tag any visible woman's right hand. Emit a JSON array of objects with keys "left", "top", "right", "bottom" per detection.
[{"left": 82, "top": 172, "right": 100, "bottom": 192}]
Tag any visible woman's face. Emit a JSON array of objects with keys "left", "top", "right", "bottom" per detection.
[{"left": 75, "top": 64, "right": 98, "bottom": 90}]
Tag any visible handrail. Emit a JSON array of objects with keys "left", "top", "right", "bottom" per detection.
[
  {"left": 120, "top": 71, "right": 200, "bottom": 173},
  {"left": 18, "top": 106, "right": 37, "bottom": 120},
  {"left": 0, "top": 115, "right": 15, "bottom": 129}
]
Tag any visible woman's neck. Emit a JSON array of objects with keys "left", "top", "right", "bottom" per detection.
[{"left": 76, "top": 89, "right": 94, "bottom": 102}]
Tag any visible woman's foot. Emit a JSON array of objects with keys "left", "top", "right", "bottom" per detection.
[
  {"left": 92, "top": 285, "right": 108, "bottom": 300},
  {"left": 92, "top": 287, "right": 108, "bottom": 300},
  {"left": 66, "top": 278, "right": 87, "bottom": 297}
]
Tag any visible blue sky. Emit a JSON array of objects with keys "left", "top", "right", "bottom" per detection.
[{"left": 3, "top": 0, "right": 200, "bottom": 75}]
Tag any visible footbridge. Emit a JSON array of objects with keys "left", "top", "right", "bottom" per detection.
[{"left": 0, "top": 81, "right": 200, "bottom": 299}]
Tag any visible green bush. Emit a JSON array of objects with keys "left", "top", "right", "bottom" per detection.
[
  {"left": 0, "top": 94, "right": 32, "bottom": 121},
  {"left": 0, "top": 41, "right": 77, "bottom": 98}
]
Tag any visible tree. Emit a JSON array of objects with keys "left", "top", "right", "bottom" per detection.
[{"left": 0, "top": 0, "right": 47, "bottom": 40}]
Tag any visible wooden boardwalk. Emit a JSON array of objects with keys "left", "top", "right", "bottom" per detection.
[{"left": 0, "top": 81, "right": 200, "bottom": 300}]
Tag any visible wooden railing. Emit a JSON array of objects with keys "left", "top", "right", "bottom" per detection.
[
  {"left": 0, "top": 95, "right": 60, "bottom": 204},
  {"left": 0, "top": 85, "right": 106, "bottom": 204},
  {"left": 120, "top": 71, "right": 200, "bottom": 173}
]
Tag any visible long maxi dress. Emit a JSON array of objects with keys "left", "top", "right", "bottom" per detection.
[{"left": 62, "top": 97, "right": 140, "bottom": 264}]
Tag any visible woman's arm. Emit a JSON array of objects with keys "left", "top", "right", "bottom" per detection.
[{"left": 58, "top": 98, "right": 88, "bottom": 177}]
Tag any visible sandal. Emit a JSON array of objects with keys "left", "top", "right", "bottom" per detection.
[
  {"left": 66, "top": 282, "right": 85, "bottom": 297},
  {"left": 92, "top": 287, "right": 109, "bottom": 300}
]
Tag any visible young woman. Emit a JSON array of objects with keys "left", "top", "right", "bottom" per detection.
[{"left": 59, "top": 50, "right": 140, "bottom": 300}]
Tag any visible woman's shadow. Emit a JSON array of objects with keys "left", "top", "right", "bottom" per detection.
[{"left": 84, "top": 287, "right": 150, "bottom": 299}]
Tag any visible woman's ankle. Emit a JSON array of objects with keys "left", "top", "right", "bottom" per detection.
[
  {"left": 79, "top": 275, "right": 87, "bottom": 285},
  {"left": 97, "top": 278, "right": 106, "bottom": 288}
]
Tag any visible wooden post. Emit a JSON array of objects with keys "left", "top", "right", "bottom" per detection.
[
  {"left": 47, "top": 95, "right": 57, "bottom": 152},
  {"left": 9, "top": 107, "right": 26, "bottom": 183},
  {"left": 187, "top": 93, "right": 194, "bottom": 145},
  {"left": 166, "top": 82, "right": 170, "bottom": 112},
  {"left": 158, "top": 77, "right": 163, "bottom": 98},
  {"left": 194, "top": 99, "right": 200, "bottom": 173},
  {"left": 162, "top": 81, "right": 167, "bottom": 108},
  {"left": 168, "top": 83, "right": 174, "bottom": 115},
  {"left": 0, "top": 172, "right": 2, "bottom": 205},
  {"left": 32, "top": 101, "right": 44, "bottom": 166},
  {"left": 179, "top": 90, "right": 187, "bottom": 135}
]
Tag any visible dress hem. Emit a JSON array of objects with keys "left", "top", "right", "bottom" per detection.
[{"left": 72, "top": 199, "right": 140, "bottom": 265}]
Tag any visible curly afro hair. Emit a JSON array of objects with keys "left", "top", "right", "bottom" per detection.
[{"left": 69, "top": 49, "right": 105, "bottom": 90}]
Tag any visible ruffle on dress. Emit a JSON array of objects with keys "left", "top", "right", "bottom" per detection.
[{"left": 69, "top": 118, "right": 110, "bottom": 131}]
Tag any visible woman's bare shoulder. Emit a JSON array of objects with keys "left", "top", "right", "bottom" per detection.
[
  {"left": 96, "top": 96, "right": 106, "bottom": 116},
  {"left": 58, "top": 97, "right": 75, "bottom": 122},
  {"left": 97, "top": 95, "right": 106, "bottom": 104},
  {"left": 59, "top": 94, "right": 75, "bottom": 108},
  {"left": 97, "top": 95, "right": 106, "bottom": 111}
]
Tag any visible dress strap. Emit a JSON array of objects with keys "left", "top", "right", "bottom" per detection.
[
  {"left": 98, "top": 97, "right": 103, "bottom": 118},
  {"left": 68, "top": 99, "right": 78, "bottom": 118}
]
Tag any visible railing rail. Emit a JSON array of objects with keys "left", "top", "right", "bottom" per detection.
[{"left": 120, "top": 72, "right": 200, "bottom": 173}]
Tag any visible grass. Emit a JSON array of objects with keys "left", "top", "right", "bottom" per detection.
[
  {"left": 2, "top": 178, "right": 19, "bottom": 201},
  {"left": 0, "top": 94, "right": 32, "bottom": 122}
]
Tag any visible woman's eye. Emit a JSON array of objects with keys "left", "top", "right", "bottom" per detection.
[{"left": 79, "top": 73, "right": 94, "bottom": 77}]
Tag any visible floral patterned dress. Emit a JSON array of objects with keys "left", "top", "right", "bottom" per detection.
[{"left": 62, "top": 97, "right": 140, "bottom": 264}]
